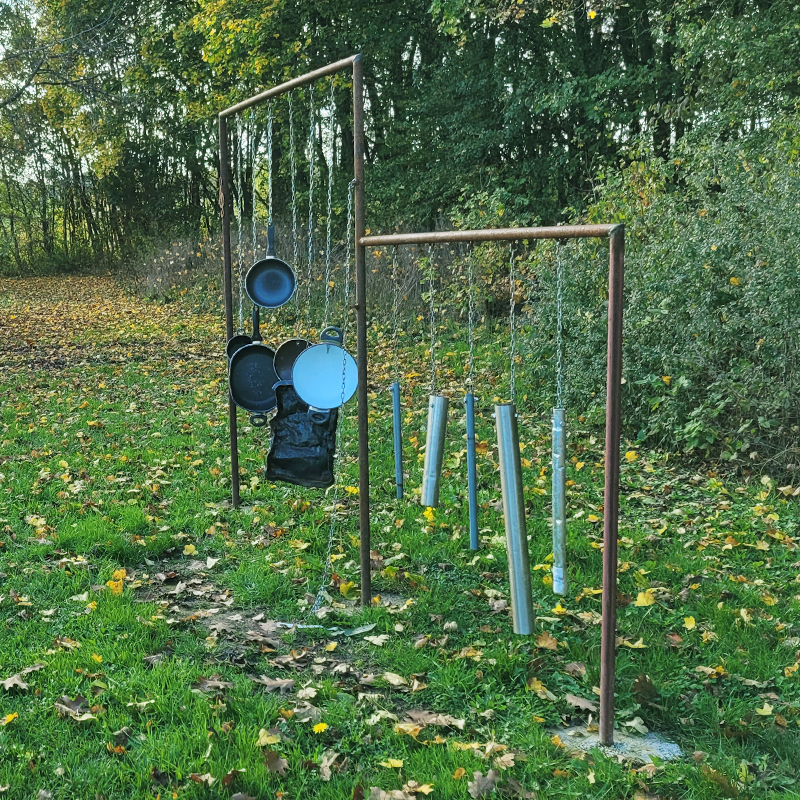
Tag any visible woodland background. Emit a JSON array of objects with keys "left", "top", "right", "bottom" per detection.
[{"left": 0, "top": 0, "right": 798, "bottom": 469}]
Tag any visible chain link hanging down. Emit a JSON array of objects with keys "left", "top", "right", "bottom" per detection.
[
  {"left": 509, "top": 247, "right": 518, "bottom": 403},
  {"left": 323, "top": 79, "right": 335, "bottom": 328},
  {"left": 555, "top": 243, "right": 564, "bottom": 409},
  {"left": 288, "top": 93, "right": 299, "bottom": 267},
  {"left": 266, "top": 101, "right": 274, "bottom": 234},
  {"left": 427, "top": 247, "right": 437, "bottom": 395},
  {"left": 235, "top": 115, "right": 244, "bottom": 332},
  {"left": 343, "top": 178, "right": 356, "bottom": 343},
  {"left": 250, "top": 112, "right": 258, "bottom": 266},
  {"left": 305, "top": 86, "right": 315, "bottom": 335},
  {"left": 466, "top": 248, "right": 476, "bottom": 390}
]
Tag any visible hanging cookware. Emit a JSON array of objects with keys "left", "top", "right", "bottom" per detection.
[
  {"left": 228, "top": 306, "right": 279, "bottom": 427},
  {"left": 292, "top": 326, "right": 358, "bottom": 411},
  {"left": 273, "top": 338, "right": 311, "bottom": 384},
  {"left": 226, "top": 333, "right": 252, "bottom": 359},
  {"left": 245, "top": 224, "right": 297, "bottom": 308}
]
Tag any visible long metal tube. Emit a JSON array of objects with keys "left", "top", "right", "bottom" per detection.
[
  {"left": 361, "top": 225, "right": 617, "bottom": 247},
  {"left": 552, "top": 407, "right": 567, "bottom": 595},
  {"left": 465, "top": 392, "right": 479, "bottom": 550},
  {"left": 352, "top": 56, "right": 371, "bottom": 608},
  {"left": 495, "top": 403, "right": 534, "bottom": 635},
  {"left": 421, "top": 395, "right": 449, "bottom": 507},
  {"left": 392, "top": 381, "right": 403, "bottom": 499},
  {"left": 600, "top": 226, "right": 625, "bottom": 746},
  {"left": 218, "top": 114, "right": 240, "bottom": 508},
  {"left": 219, "top": 56, "right": 359, "bottom": 118}
]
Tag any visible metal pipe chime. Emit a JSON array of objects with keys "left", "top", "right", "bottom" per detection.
[
  {"left": 465, "top": 393, "right": 479, "bottom": 550},
  {"left": 495, "top": 403, "right": 534, "bottom": 634},
  {"left": 421, "top": 395, "right": 448, "bottom": 507},
  {"left": 551, "top": 407, "right": 568, "bottom": 595},
  {"left": 392, "top": 381, "right": 403, "bottom": 499}
]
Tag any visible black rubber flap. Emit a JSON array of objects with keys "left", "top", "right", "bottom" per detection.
[{"left": 265, "top": 385, "right": 338, "bottom": 488}]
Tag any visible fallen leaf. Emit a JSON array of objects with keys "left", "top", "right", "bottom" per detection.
[
  {"left": 634, "top": 589, "right": 656, "bottom": 607},
  {"left": 265, "top": 750, "right": 289, "bottom": 776},
  {"left": 251, "top": 675, "right": 295, "bottom": 693},
  {"left": 684, "top": 616, "right": 696, "bottom": 630},
  {"left": 0, "top": 713, "right": 18, "bottom": 726},
  {"left": 406, "top": 710, "right": 465, "bottom": 729},
  {"left": 383, "top": 672, "right": 409, "bottom": 686},
  {"left": 183, "top": 544, "right": 198, "bottom": 556},
  {"left": 394, "top": 722, "right": 424, "bottom": 738},
  {"left": 564, "top": 662, "right": 586, "bottom": 679},
  {"left": 403, "top": 781, "right": 435, "bottom": 795},
  {"left": 319, "top": 749, "right": 341, "bottom": 781},
  {"left": 623, "top": 716, "right": 648, "bottom": 734},
  {"left": 256, "top": 728, "right": 282, "bottom": 746},
  {"left": 755, "top": 702, "right": 773, "bottom": 716},
  {"left": 565, "top": 693, "right": 597, "bottom": 713},
  {"left": 298, "top": 686, "right": 318, "bottom": 700},
  {"left": 378, "top": 758, "right": 404, "bottom": 768},
  {"left": 468, "top": 769, "right": 500, "bottom": 798},
  {"left": 453, "top": 768, "right": 466, "bottom": 780},
  {"left": 366, "top": 635, "right": 390, "bottom": 647},
  {"left": 369, "top": 789, "right": 414, "bottom": 800},
  {"left": 188, "top": 773, "right": 215, "bottom": 786},
  {"left": 534, "top": 631, "right": 558, "bottom": 650}
]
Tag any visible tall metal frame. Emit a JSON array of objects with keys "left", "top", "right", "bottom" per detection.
[{"left": 219, "top": 58, "right": 624, "bottom": 746}]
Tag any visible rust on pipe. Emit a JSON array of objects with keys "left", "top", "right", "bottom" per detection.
[
  {"left": 219, "top": 56, "right": 359, "bottom": 118},
  {"left": 218, "top": 115, "right": 240, "bottom": 508},
  {"left": 599, "top": 225, "right": 625, "bottom": 746},
  {"left": 353, "top": 56, "right": 371, "bottom": 607},
  {"left": 361, "top": 225, "right": 618, "bottom": 247}
]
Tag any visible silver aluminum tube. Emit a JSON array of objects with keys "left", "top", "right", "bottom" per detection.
[
  {"left": 495, "top": 403, "right": 534, "bottom": 634},
  {"left": 421, "top": 395, "right": 448, "bottom": 507},
  {"left": 392, "top": 381, "right": 403, "bottom": 499},
  {"left": 551, "top": 407, "right": 568, "bottom": 595},
  {"left": 465, "top": 392, "right": 479, "bottom": 550}
]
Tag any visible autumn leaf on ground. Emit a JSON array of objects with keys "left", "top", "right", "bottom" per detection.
[
  {"left": 534, "top": 631, "right": 558, "bottom": 650},
  {"left": 405, "top": 709, "right": 465, "bottom": 729},
  {"left": 1, "top": 663, "right": 45, "bottom": 692},
  {"left": 684, "top": 616, "right": 696, "bottom": 630},
  {"left": 1, "top": 713, "right": 18, "bottom": 726},
  {"left": 468, "top": 769, "right": 500, "bottom": 798},
  {"left": 256, "top": 728, "right": 282, "bottom": 746},
  {"left": 453, "top": 768, "right": 466, "bottom": 780},
  {"left": 526, "top": 677, "right": 556, "bottom": 701},
  {"left": 319, "top": 750, "right": 342, "bottom": 781},
  {"left": 378, "top": 758, "right": 404, "bottom": 768},
  {"left": 366, "top": 635, "right": 390, "bottom": 647},
  {"left": 251, "top": 675, "right": 295, "bottom": 693},
  {"left": 634, "top": 589, "right": 656, "bottom": 607},
  {"left": 403, "top": 781, "right": 434, "bottom": 795},
  {"left": 369, "top": 789, "right": 415, "bottom": 800},
  {"left": 192, "top": 674, "right": 233, "bottom": 693},
  {"left": 564, "top": 662, "right": 586, "bottom": 679},
  {"left": 265, "top": 750, "right": 289, "bottom": 776},
  {"left": 383, "top": 672, "right": 408, "bottom": 686},
  {"left": 565, "top": 693, "right": 597, "bottom": 713},
  {"left": 394, "top": 722, "right": 424, "bottom": 738},
  {"left": 189, "top": 773, "right": 215, "bottom": 786}
]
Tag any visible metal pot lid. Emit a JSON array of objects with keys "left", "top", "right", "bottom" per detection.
[
  {"left": 273, "top": 338, "right": 311, "bottom": 383},
  {"left": 292, "top": 342, "right": 358, "bottom": 410}
]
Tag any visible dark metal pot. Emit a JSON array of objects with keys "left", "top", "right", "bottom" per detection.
[
  {"left": 245, "top": 224, "right": 296, "bottom": 308},
  {"left": 228, "top": 306, "right": 279, "bottom": 427},
  {"left": 273, "top": 338, "right": 311, "bottom": 383},
  {"left": 226, "top": 333, "right": 252, "bottom": 359}
]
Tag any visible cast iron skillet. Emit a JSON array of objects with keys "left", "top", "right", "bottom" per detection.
[
  {"left": 273, "top": 338, "right": 311, "bottom": 384},
  {"left": 245, "top": 224, "right": 296, "bottom": 308},
  {"left": 228, "top": 306, "right": 279, "bottom": 427},
  {"left": 226, "top": 333, "right": 252, "bottom": 359}
]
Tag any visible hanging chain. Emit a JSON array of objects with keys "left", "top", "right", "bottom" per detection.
[
  {"left": 555, "top": 243, "right": 564, "bottom": 409},
  {"left": 266, "top": 101, "right": 274, "bottom": 234},
  {"left": 250, "top": 113, "right": 258, "bottom": 265},
  {"left": 392, "top": 247, "right": 400, "bottom": 383},
  {"left": 428, "top": 246, "right": 437, "bottom": 395},
  {"left": 343, "top": 178, "right": 356, "bottom": 343},
  {"left": 305, "top": 86, "right": 315, "bottom": 334},
  {"left": 289, "top": 93, "right": 299, "bottom": 268},
  {"left": 323, "top": 80, "right": 335, "bottom": 328},
  {"left": 509, "top": 247, "right": 518, "bottom": 404},
  {"left": 312, "top": 178, "right": 356, "bottom": 616},
  {"left": 235, "top": 116, "right": 244, "bottom": 332},
  {"left": 466, "top": 248, "right": 475, "bottom": 390}
]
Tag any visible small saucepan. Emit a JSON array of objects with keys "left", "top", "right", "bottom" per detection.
[
  {"left": 226, "top": 333, "right": 252, "bottom": 359},
  {"left": 245, "top": 224, "right": 296, "bottom": 308},
  {"left": 273, "top": 338, "right": 311, "bottom": 384},
  {"left": 228, "top": 306, "right": 279, "bottom": 427},
  {"left": 292, "top": 326, "right": 358, "bottom": 411}
]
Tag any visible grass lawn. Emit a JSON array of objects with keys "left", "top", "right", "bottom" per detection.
[{"left": 0, "top": 275, "right": 798, "bottom": 799}]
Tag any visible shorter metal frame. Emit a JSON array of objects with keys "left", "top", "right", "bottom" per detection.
[{"left": 360, "top": 223, "right": 624, "bottom": 746}]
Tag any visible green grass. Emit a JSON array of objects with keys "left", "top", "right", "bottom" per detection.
[{"left": 0, "top": 275, "right": 799, "bottom": 799}]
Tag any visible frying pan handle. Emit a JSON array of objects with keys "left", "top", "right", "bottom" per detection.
[
  {"left": 252, "top": 305, "right": 262, "bottom": 343},
  {"left": 266, "top": 224, "right": 276, "bottom": 258},
  {"left": 309, "top": 409, "right": 332, "bottom": 424},
  {"left": 250, "top": 413, "right": 269, "bottom": 428},
  {"left": 320, "top": 326, "right": 343, "bottom": 344}
]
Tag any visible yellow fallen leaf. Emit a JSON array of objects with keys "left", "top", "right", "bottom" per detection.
[
  {"left": 625, "top": 451, "right": 638, "bottom": 462},
  {"left": 533, "top": 715, "right": 545, "bottom": 723},
  {"left": 256, "top": 729, "right": 281, "bottom": 746},
  {"left": 784, "top": 663, "right": 798, "bottom": 678},
  {"left": 535, "top": 631, "right": 559, "bottom": 651},
  {"left": 453, "top": 767, "right": 466, "bottom": 779},
  {"left": 183, "top": 544, "right": 197, "bottom": 556},
  {"left": 684, "top": 616, "right": 696, "bottom": 630},
  {"left": 621, "top": 638, "right": 647, "bottom": 649},
  {"left": 634, "top": 589, "right": 656, "bottom": 607},
  {"left": 423, "top": 506, "right": 435, "bottom": 523},
  {"left": 112, "top": 568, "right": 126, "bottom": 581},
  {"left": 575, "top": 461, "right": 585, "bottom": 471},
  {"left": 106, "top": 579, "right": 123, "bottom": 596},
  {"left": 756, "top": 703, "right": 773, "bottom": 716},
  {"left": 325, "top": 642, "right": 338, "bottom": 652},
  {"left": 339, "top": 581, "right": 356, "bottom": 599},
  {"left": 551, "top": 603, "right": 567, "bottom": 615},
  {"left": 313, "top": 722, "right": 328, "bottom": 733},
  {"left": 379, "top": 758, "right": 403, "bottom": 768},
  {"left": 394, "top": 722, "right": 424, "bottom": 738},
  {"left": 762, "top": 593, "right": 777, "bottom": 606},
  {"left": 91, "top": 653, "right": 103, "bottom": 663},
  {"left": 1, "top": 712, "right": 18, "bottom": 726}
]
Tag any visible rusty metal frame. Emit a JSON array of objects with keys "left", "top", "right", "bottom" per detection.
[
  {"left": 361, "top": 224, "right": 625, "bottom": 746},
  {"left": 219, "top": 57, "right": 624, "bottom": 746}
]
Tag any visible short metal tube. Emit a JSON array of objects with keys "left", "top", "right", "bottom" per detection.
[
  {"left": 495, "top": 403, "right": 534, "bottom": 635},
  {"left": 421, "top": 395, "right": 448, "bottom": 507},
  {"left": 552, "top": 407, "right": 568, "bottom": 595},
  {"left": 392, "top": 381, "right": 403, "bottom": 499},
  {"left": 465, "top": 392, "right": 479, "bottom": 550}
]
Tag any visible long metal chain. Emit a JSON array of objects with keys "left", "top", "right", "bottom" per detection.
[
  {"left": 305, "top": 86, "right": 315, "bottom": 334},
  {"left": 235, "top": 116, "right": 244, "bottom": 331},
  {"left": 392, "top": 247, "right": 400, "bottom": 382},
  {"left": 555, "top": 243, "right": 564, "bottom": 408},
  {"left": 509, "top": 247, "right": 518, "bottom": 403},
  {"left": 466, "top": 248, "right": 475, "bottom": 390},
  {"left": 343, "top": 179, "right": 355, "bottom": 343},
  {"left": 427, "top": 246, "right": 437, "bottom": 395},
  {"left": 289, "top": 93, "right": 299, "bottom": 268},
  {"left": 266, "top": 101, "right": 274, "bottom": 233},
  {"left": 250, "top": 113, "right": 258, "bottom": 266},
  {"left": 311, "top": 177, "right": 355, "bottom": 616},
  {"left": 324, "top": 79, "right": 335, "bottom": 328}
]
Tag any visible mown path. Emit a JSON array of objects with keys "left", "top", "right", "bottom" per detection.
[{"left": 0, "top": 276, "right": 799, "bottom": 799}]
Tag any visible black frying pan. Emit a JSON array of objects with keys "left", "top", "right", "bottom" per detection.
[
  {"left": 273, "top": 338, "right": 311, "bottom": 383},
  {"left": 226, "top": 333, "right": 252, "bottom": 359},
  {"left": 245, "top": 225, "right": 296, "bottom": 308},
  {"left": 228, "top": 306, "right": 279, "bottom": 427}
]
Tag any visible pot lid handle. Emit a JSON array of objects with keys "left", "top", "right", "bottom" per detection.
[{"left": 320, "top": 326, "right": 343, "bottom": 344}]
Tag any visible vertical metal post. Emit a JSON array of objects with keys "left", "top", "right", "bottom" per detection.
[
  {"left": 392, "top": 381, "right": 403, "bottom": 499},
  {"left": 551, "top": 407, "right": 567, "bottom": 595},
  {"left": 219, "top": 114, "right": 240, "bottom": 508},
  {"left": 600, "top": 225, "right": 625, "bottom": 746},
  {"left": 465, "top": 392, "right": 479, "bottom": 550},
  {"left": 353, "top": 56, "right": 371, "bottom": 607},
  {"left": 421, "top": 395, "right": 449, "bottom": 507},
  {"left": 495, "top": 403, "right": 534, "bottom": 634}
]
